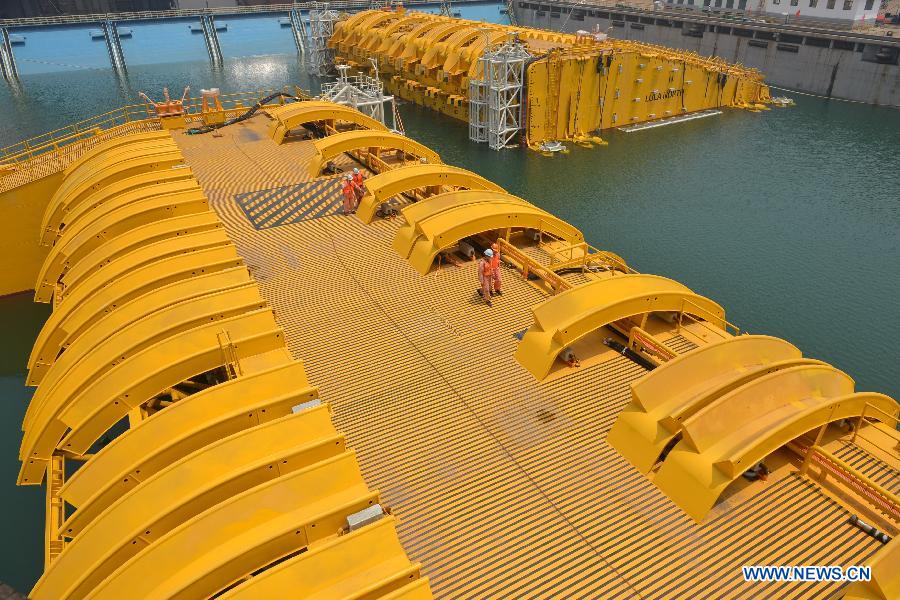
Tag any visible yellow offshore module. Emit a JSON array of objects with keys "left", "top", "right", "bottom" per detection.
[
  {"left": 329, "top": 9, "right": 771, "bottom": 146},
  {"left": 1, "top": 92, "right": 898, "bottom": 599}
]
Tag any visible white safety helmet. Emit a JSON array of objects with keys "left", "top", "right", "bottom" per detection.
[
  {"left": 353, "top": 168, "right": 360, "bottom": 174},
  {"left": 484, "top": 249, "right": 494, "bottom": 258},
  {"left": 345, "top": 174, "right": 352, "bottom": 180}
]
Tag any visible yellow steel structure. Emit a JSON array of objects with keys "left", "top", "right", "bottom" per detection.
[
  {"left": 59, "top": 362, "right": 315, "bottom": 527},
  {"left": 26, "top": 245, "right": 244, "bottom": 382},
  {"left": 330, "top": 11, "right": 771, "bottom": 147},
  {"left": 607, "top": 335, "right": 824, "bottom": 472},
  {"left": 42, "top": 148, "right": 185, "bottom": 245},
  {"left": 393, "top": 189, "right": 581, "bottom": 274},
  {"left": 515, "top": 274, "right": 725, "bottom": 380},
  {"left": 34, "top": 185, "right": 211, "bottom": 303},
  {"left": 266, "top": 100, "right": 389, "bottom": 144},
  {"left": 218, "top": 516, "right": 427, "bottom": 600},
  {"left": 356, "top": 163, "right": 505, "bottom": 223},
  {"left": 308, "top": 129, "right": 441, "bottom": 178},
  {"left": 17, "top": 130, "right": 428, "bottom": 599},
  {"left": 33, "top": 407, "right": 343, "bottom": 599},
  {"left": 653, "top": 364, "right": 898, "bottom": 521},
  {"left": 844, "top": 537, "right": 900, "bottom": 600},
  {"left": 9, "top": 102, "right": 899, "bottom": 599}
]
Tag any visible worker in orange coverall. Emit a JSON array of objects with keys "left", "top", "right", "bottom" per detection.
[
  {"left": 478, "top": 249, "right": 494, "bottom": 307},
  {"left": 341, "top": 174, "right": 356, "bottom": 215},
  {"left": 352, "top": 168, "right": 365, "bottom": 201},
  {"left": 489, "top": 242, "right": 502, "bottom": 296}
]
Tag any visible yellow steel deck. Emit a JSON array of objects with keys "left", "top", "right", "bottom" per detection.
[{"left": 172, "top": 115, "right": 891, "bottom": 598}]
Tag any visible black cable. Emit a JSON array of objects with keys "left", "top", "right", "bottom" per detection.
[{"left": 185, "top": 92, "right": 299, "bottom": 135}]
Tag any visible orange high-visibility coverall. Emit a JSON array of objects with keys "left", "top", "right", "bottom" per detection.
[
  {"left": 341, "top": 180, "right": 356, "bottom": 214},
  {"left": 490, "top": 250, "right": 501, "bottom": 293},
  {"left": 478, "top": 258, "right": 493, "bottom": 304},
  {"left": 352, "top": 171, "right": 365, "bottom": 200}
]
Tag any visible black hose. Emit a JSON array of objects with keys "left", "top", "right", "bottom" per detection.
[
  {"left": 604, "top": 338, "right": 657, "bottom": 371},
  {"left": 185, "top": 92, "right": 299, "bottom": 135}
]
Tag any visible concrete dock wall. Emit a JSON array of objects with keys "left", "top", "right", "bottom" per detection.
[{"left": 513, "top": 2, "right": 899, "bottom": 106}]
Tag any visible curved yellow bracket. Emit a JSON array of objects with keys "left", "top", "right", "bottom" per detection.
[
  {"left": 83, "top": 451, "right": 377, "bottom": 600},
  {"left": 394, "top": 189, "right": 581, "bottom": 275},
  {"left": 52, "top": 168, "right": 197, "bottom": 241},
  {"left": 268, "top": 100, "right": 388, "bottom": 145},
  {"left": 653, "top": 365, "right": 897, "bottom": 522},
  {"left": 26, "top": 265, "right": 250, "bottom": 390},
  {"left": 217, "top": 516, "right": 424, "bottom": 600},
  {"left": 60, "top": 213, "right": 223, "bottom": 302},
  {"left": 26, "top": 246, "right": 244, "bottom": 413},
  {"left": 62, "top": 131, "right": 172, "bottom": 178},
  {"left": 35, "top": 185, "right": 209, "bottom": 303},
  {"left": 515, "top": 274, "right": 725, "bottom": 380},
  {"left": 35, "top": 407, "right": 340, "bottom": 600},
  {"left": 20, "top": 308, "right": 285, "bottom": 485},
  {"left": 42, "top": 149, "right": 184, "bottom": 245},
  {"left": 55, "top": 228, "right": 232, "bottom": 306},
  {"left": 308, "top": 130, "right": 440, "bottom": 178},
  {"left": 843, "top": 537, "right": 900, "bottom": 600},
  {"left": 607, "top": 335, "right": 815, "bottom": 473},
  {"left": 357, "top": 163, "right": 505, "bottom": 223},
  {"left": 58, "top": 361, "right": 312, "bottom": 523},
  {"left": 25, "top": 284, "right": 265, "bottom": 437}
]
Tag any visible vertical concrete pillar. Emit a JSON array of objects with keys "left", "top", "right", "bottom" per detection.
[
  {"left": 0, "top": 27, "right": 19, "bottom": 82},
  {"left": 289, "top": 8, "right": 307, "bottom": 54},
  {"left": 202, "top": 14, "right": 224, "bottom": 65},
  {"left": 103, "top": 20, "right": 127, "bottom": 73}
]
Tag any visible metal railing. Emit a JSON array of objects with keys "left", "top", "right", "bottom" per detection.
[
  {"left": 675, "top": 296, "right": 741, "bottom": 337},
  {"left": 0, "top": 0, "right": 487, "bottom": 28}
]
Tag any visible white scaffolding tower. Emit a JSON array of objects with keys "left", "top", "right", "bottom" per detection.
[
  {"left": 320, "top": 63, "right": 401, "bottom": 132},
  {"left": 306, "top": 3, "right": 339, "bottom": 77},
  {"left": 468, "top": 39, "right": 530, "bottom": 150}
]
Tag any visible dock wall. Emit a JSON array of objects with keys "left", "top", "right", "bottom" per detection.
[{"left": 513, "top": 2, "right": 899, "bottom": 106}]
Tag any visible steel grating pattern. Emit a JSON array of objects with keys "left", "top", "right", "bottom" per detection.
[
  {"left": 234, "top": 177, "right": 345, "bottom": 229},
  {"left": 832, "top": 443, "right": 900, "bottom": 494},
  {"left": 173, "top": 117, "right": 885, "bottom": 600}
]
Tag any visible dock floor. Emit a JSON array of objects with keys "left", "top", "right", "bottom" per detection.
[{"left": 174, "top": 116, "right": 885, "bottom": 599}]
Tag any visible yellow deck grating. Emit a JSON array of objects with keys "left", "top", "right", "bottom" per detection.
[{"left": 173, "top": 116, "right": 886, "bottom": 599}]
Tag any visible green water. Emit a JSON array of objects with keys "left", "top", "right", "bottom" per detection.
[{"left": 0, "top": 55, "right": 898, "bottom": 593}]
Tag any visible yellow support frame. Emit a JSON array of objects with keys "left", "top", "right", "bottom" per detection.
[
  {"left": 59, "top": 212, "right": 223, "bottom": 301},
  {"left": 308, "top": 130, "right": 441, "bottom": 178},
  {"left": 607, "top": 335, "right": 811, "bottom": 473},
  {"left": 653, "top": 365, "right": 898, "bottom": 522},
  {"left": 843, "top": 536, "right": 900, "bottom": 600},
  {"left": 34, "top": 183, "right": 208, "bottom": 303},
  {"left": 35, "top": 407, "right": 342, "bottom": 600},
  {"left": 49, "top": 168, "right": 197, "bottom": 243},
  {"left": 267, "top": 100, "right": 389, "bottom": 145},
  {"left": 27, "top": 266, "right": 250, "bottom": 391},
  {"left": 24, "top": 284, "right": 265, "bottom": 436},
  {"left": 84, "top": 451, "right": 378, "bottom": 600},
  {"left": 41, "top": 151, "right": 186, "bottom": 245},
  {"left": 515, "top": 274, "right": 725, "bottom": 380},
  {"left": 26, "top": 245, "right": 244, "bottom": 381},
  {"left": 356, "top": 163, "right": 504, "bottom": 223},
  {"left": 59, "top": 361, "right": 313, "bottom": 522},
  {"left": 394, "top": 189, "right": 582, "bottom": 275},
  {"left": 60, "top": 131, "right": 172, "bottom": 178},
  {"left": 54, "top": 229, "right": 232, "bottom": 305},
  {"left": 218, "top": 517, "right": 428, "bottom": 600}
]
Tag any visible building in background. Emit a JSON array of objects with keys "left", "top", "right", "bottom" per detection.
[
  {"left": 0, "top": 0, "right": 176, "bottom": 18},
  {"left": 662, "top": 0, "right": 884, "bottom": 24}
]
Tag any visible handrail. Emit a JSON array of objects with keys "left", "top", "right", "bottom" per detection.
[
  {"left": 548, "top": 240, "right": 636, "bottom": 275},
  {"left": 628, "top": 325, "right": 677, "bottom": 362},
  {"left": 676, "top": 296, "right": 740, "bottom": 337},
  {"left": 497, "top": 238, "right": 572, "bottom": 295},
  {"left": 789, "top": 440, "right": 900, "bottom": 523},
  {"left": 851, "top": 402, "right": 900, "bottom": 446},
  {"left": 0, "top": 88, "right": 290, "bottom": 165}
]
